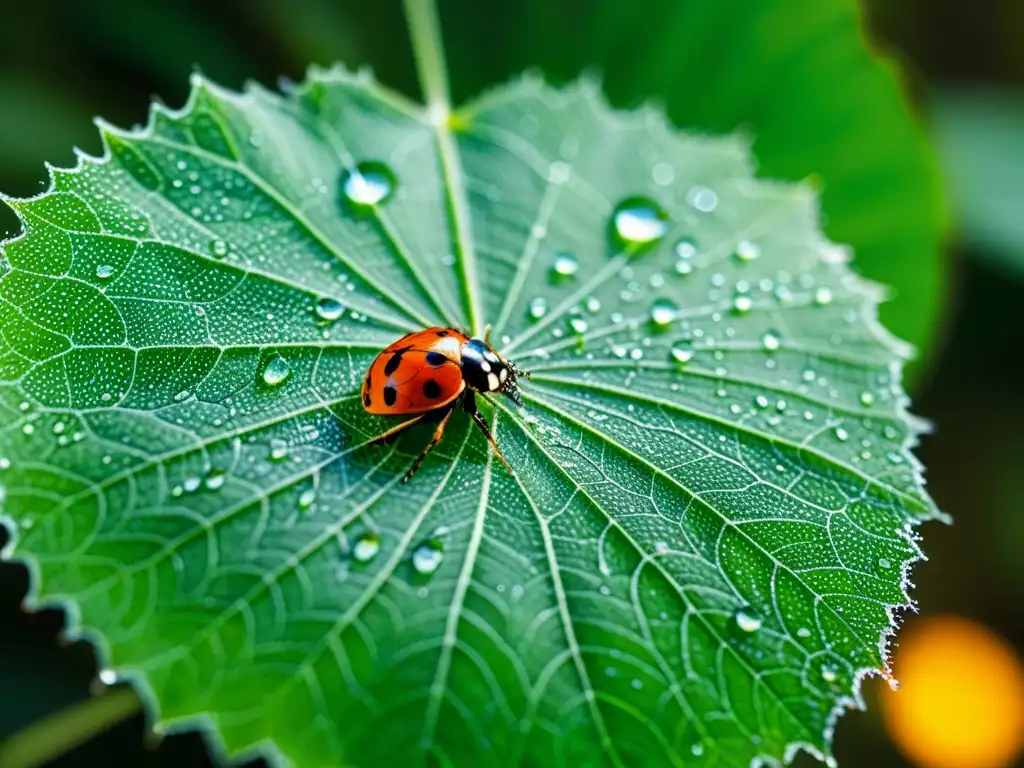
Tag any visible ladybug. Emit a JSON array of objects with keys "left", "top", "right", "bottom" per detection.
[{"left": 361, "top": 326, "right": 528, "bottom": 481}]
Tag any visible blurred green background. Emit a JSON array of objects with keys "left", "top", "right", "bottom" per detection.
[{"left": 1, "top": 1, "right": 1023, "bottom": 766}]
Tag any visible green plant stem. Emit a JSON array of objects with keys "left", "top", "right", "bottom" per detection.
[
  {"left": 402, "top": 0, "right": 484, "bottom": 336},
  {"left": 402, "top": 0, "right": 450, "bottom": 113},
  {"left": 0, "top": 686, "right": 142, "bottom": 768}
]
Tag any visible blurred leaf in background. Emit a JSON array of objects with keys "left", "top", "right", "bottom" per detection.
[
  {"left": 436, "top": 0, "right": 949, "bottom": 382},
  {"left": 931, "top": 87, "right": 1024, "bottom": 277}
]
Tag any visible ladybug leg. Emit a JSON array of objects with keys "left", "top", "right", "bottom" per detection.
[
  {"left": 464, "top": 392, "right": 514, "bottom": 475},
  {"left": 366, "top": 413, "right": 426, "bottom": 446},
  {"left": 403, "top": 404, "right": 456, "bottom": 483}
]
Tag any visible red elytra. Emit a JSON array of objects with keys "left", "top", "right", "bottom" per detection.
[{"left": 360, "top": 326, "right": 527, "bottom": 481}]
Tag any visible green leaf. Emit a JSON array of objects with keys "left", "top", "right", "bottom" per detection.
[
  {"left": 441, "top": 0, "right": 949, "bottom": 382},
  {"left": 930, "top": 87, "right": 1024, "bottom": 274},
  {"left": 0, "top": 62, "right": 939, "bottom": 767}
]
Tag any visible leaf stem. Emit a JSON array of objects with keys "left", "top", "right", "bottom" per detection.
[
  {"left": 403, "top": 0, "right": 483, "bottom": 336},
  {"left": 403, "top": 0, "right": 451, "bottom": 116},
  {"left": 0, "top": 686, "right": 142, "bottom": 768}
]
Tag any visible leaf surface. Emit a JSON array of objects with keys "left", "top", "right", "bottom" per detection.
[{"left": 0, "top": 68, "right": 939, "bottom": 767}]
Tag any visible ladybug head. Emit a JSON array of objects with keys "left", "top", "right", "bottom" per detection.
[{"left": 460, "top": 337, "right": 525, "bottom": 406}]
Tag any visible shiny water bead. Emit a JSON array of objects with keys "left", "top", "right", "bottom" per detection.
[
  {"left": 261, "top": 356, "right": 291, "bottom": 387},
  {"left": 314, "top": 297, "right": 344, "bottom": 322},
  {"left": 340, "top": 161, "right": 396, "bottom": 207},
  {"left": 412, "top": 539, "right": 444, "bottom": 574},
  {"left": 551, "top": 251, "right": 579, "bottom": 277},
  {"left": 611, "top": 197, "right": 669, "bottom": 246}
]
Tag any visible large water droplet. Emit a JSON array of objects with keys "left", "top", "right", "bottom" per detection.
[
  {"left": 261, "top": 356, "right": 291, "bottom": 387},
  {"left": 412, "top": 538, "right": 444, "bottom": 574},
  {"left": 340, "top": 161, "right": 396, "bottom": 207},
  {"left": 95, "top": 264, "right": 115, "bottom": 280},
  {"left": 209, "top": 240, "right": 229, "bottom": 258},
  {"left": 569, "top": 317, "right": 589, "bottom": 335},
  {"left": 762, "top": 330, "right": 781, "bottom": 351},
  {"left": 611, "top": 197, "right": 669, "bottom": 247},
  {"left": 735, "top": 609, "right": 762, "bottom": 633},
  {"left": 649, "top": 299, "right": 678, "bottom": 329},
  {"left": 551, "top": 251, "right": 579, "bottom": 277},
  {"left": 311, "top": 298, "right": 343, "bottom": 325},
  {"left": 352, "top": 532, "right": 381, "bottom": 563}
]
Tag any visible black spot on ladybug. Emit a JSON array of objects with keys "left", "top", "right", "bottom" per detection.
[
  {"left": 363, "top": 392, "right": 371, "bottom": 407},
  {"left": 422, "top": 379, "right": 442, "bottom": 399},
  {"left": 425, "top": 351, "right": 447, "bottom": 367},
  {"left": 383, "top": 346, "right": 411, "bottom": 376},
  {"left": 436, "top": 330, "right": 449, "bottom": 337},
  {"left": 383, "top": 385, "right": 397, "bottom": 407}
]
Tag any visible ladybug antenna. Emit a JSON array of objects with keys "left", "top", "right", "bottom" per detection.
[{"left": 483, "top": 323, "right": 493, "bottom": 345}]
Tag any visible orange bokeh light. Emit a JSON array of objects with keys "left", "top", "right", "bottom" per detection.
[{"left": 880, "top": 615, "right": 1024, "bottom": 768}]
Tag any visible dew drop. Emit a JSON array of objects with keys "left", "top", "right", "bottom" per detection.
[
  {"left": 269, "top": 438, "right": 289, "bottom": 461},
  {"left": 735, "top": 609, "right": 762, "bottom": 633},
  {"left": 674, "top": 237, "right": 698, "bottom": 260},
  {"left": 611, "top": 196, "right": 669, "bottom": 247},
  {"left": 732, "top": 295, "right": 753, "bottom": 315},
  {"left": 734, "top": 240, "right": 761, "bottom": 262},
  {"left": 761, "top": 330, "right": 781, "bottom": 351},
  {"left": 814, "top": 286, "right": 834, "bottom": 306},
  {"left": 674, "top": 260, "right": 694, "bottom": 276},
  {"left": 649, "top": 299, "right": 678, "bottom": 328},
  {"left": 878, "top": 557, "right": 892, "bottom": 570},
  {"left": 569, "top": 317, "right": 589, "bottom": 335},
  {"left": 412, "top": 538, "right": 445, "bottom": 575},
  {"left": 821, "top": 665, "right": 838, "bottom": 683},
  {"left": 209, "top": 240, "right": 229, "bottom": 258},
  {"left": 98, "top": 669, "right": 118, "bottom": 685},
  {"left": 670, "top": 344, "right": 694, "bottom": 366},
  {"left": 314, "top": 297, "right": 344, "bottom": 322},
  {"left": 528, "top": 297, "right": 547, "bottom": 320},
  {"left": 298, "top": 489, "right": 316, "bottom": 510},
  {"left": 261, "top": 356, "right": 291, "bottom": 387},
  {"left": 834, "top": 426, "right": 850, "bottom": 442},
  {"left": 859, "top": 391, "right": 875, "bottom": 407},
  {"left": 691, "top": 743, "right": 705, "bottom": 757},
  {"left": 797, "top": 627, "right": 812, "bottom": 639},
  {"left": 551, "top": 251, "right": 579, "bottom": 277},
  {"left": 585, "top": 296, "right": 601, "bottom": 314},
  {"left": 340, "top": 161, "right": 396, "bottom": 207},
  {"left": 352, "top": 532, "right": 381, "bottom": 563},
  {"left": 686, "top": 186, "right": 718, "bottom": 212},
  {"left": 652, "top": 163, "right": 675, "bottom": 186},
  {"left": 95, "top": 264, "right": 115, "bottom": 280},
  {"left": 204, "top": 469, "right": 226, "bottom": 491}
]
